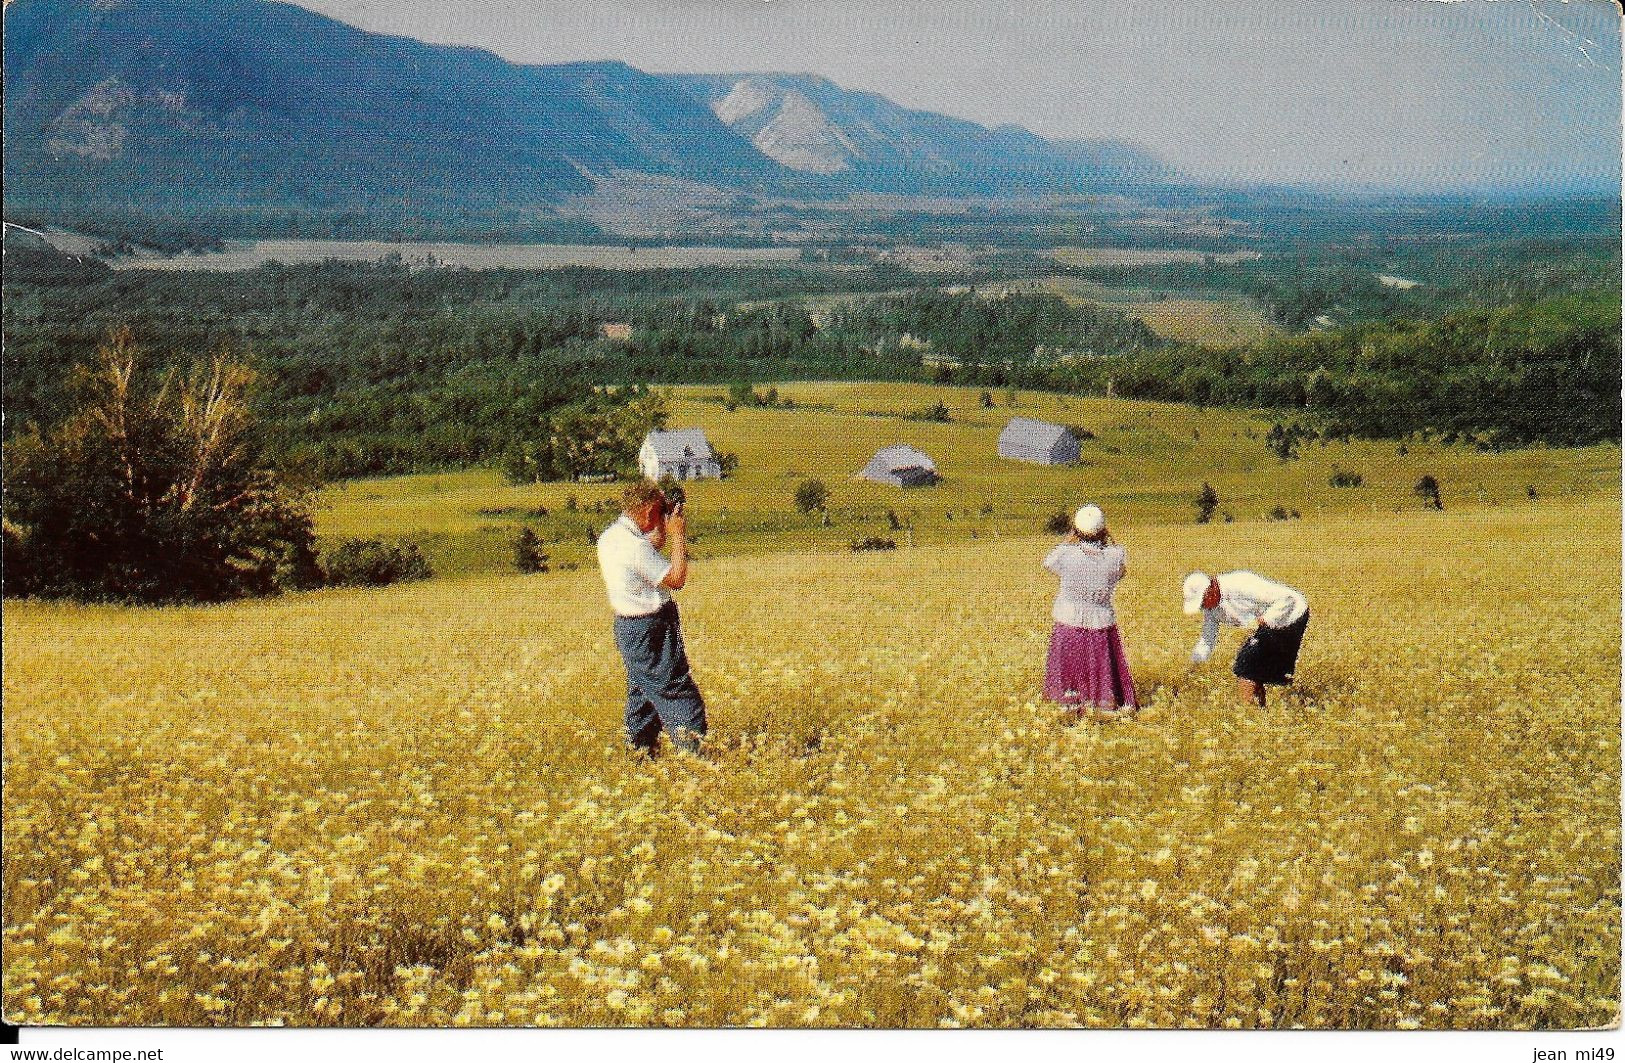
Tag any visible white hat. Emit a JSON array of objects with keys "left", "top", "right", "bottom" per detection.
[
  {"left": 1073, "top": 505, "right": 1106, "bottom": 535},
  {"left": 1182, "top": 571, "right": 1211, "bottom": 615}
]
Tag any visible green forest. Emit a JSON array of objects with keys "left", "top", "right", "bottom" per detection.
[
  {"left": 1043, "top": 289, "right": 1621, "bottom": 447},
  {"left": 3, "top": 233, "right": 1619, "bottom": 483}
]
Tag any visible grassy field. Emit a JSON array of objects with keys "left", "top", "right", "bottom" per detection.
[
  {"left": 3, "top": 495, "right": 1618, "bottom": 1027},
  {"left": 1127, "top": 298, "right": 1279, "bottom": 345},
  {"left": 1042, "top": 247, "right": 1262, "bottom": 267},
  {"left": 785, "top": 277, "right": 1280, "bottom": 345},
  {"left": 113, "top": 240, "right": 804, "bottom": 272},
  {"left": 312, "top": 383, "right": 1622, "bottom": 578}
]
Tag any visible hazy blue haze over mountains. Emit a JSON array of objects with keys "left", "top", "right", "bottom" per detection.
[{"left": 3, "top": 0, "right": 1171, "bottom": 231}]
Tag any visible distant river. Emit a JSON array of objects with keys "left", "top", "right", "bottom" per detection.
[{"left": 113, "top": 240, "right": 804, "bottom": 272}]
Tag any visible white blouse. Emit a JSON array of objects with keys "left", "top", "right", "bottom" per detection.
[
  {"left": 1191, "top": 570, "right": 1309, "bottom": 662},
  {"left": 1043, "top": 542, "right": 1127, "bottom": 629}
]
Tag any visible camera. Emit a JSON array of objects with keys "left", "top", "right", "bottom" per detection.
[{"left": 664, "top": 485, "right": 686, "bottom": 514}]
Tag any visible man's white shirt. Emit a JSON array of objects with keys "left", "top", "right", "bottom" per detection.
[
  {"left": 597, "top": 514, "right": 672, "bottom": 617},
  {"left": 1191, "top": 571, "right": 1309, "bottom": 663}
]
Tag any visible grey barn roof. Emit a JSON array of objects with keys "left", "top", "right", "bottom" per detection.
[
  {"left": 859, "top": 445, "right": 941, "bottom": 487},
  {"left": 643, "top": 428, "right": 715, "bottom": 462},
  {"left": 998, "top": 416, "right": 1080, "bottom": 464},
  {"left": 860, "top": 444, "right": 938, "bottom": 480},
  {"left": 999, "top": 416, "right": 1071, "bottom": 450}
]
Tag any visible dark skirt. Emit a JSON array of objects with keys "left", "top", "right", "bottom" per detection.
[
  {"left": 1044, "top": 623, "right": 1138, "bottom": 709},
  {"left": 1233, "top": 612, "right": 1309, "bottom": 686}
]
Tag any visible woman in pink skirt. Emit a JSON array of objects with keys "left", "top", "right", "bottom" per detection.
[{"left": 1042, "top": 504, "right": 1138, "bottom": 719}]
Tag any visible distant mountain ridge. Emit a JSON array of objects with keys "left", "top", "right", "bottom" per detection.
[
  {"left": 671, "top": 73, "right": 1170, "bottom": 193},
  {"left": 3, "top": 0, "right": 785, "bottom": 222},
  {"left": 3, "top": 0, "right": 1173, "bottom": 232}
]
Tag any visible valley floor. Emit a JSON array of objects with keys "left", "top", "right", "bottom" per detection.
[{"left": 313, "top": 383, "right": 1623, "bottom": 577}]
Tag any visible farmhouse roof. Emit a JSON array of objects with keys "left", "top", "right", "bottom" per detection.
[
  {"left": 643, "top": 428, "right": 716, "bottom": 462},
  {"left": 999, "top": 416, "right": 1072, "bottom": 449}
]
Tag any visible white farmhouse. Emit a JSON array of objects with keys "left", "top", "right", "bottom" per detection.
[{"left": 639, "top": 428, "right": 722, "bottom": 482}]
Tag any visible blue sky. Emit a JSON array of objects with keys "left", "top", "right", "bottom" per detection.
[{"left": 291, "top": 0, "right": 1621, "bottom": 190}]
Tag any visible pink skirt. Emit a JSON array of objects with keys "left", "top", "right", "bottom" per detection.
[{"left": 1044, "top": 623, "right": 1138, "bottom": 709}]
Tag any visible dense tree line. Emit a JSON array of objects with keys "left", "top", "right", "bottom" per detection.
[
  {"left": 1040, "top": 288, "right": 1621, "bottom": 447},
  {"left": 4, "top": 253, "right": 1618, "bottom": 492},
  {"left": 1050, "top": 236, "right": 1619, "bottom": 331},
  {"left": 1, "top": 258, "right": 946, "bottom": 479},
  {"left": 826, "top": 291, "right": 1162, "bottom": 362},
  {"left": 497, "top": 388, "right": 668, "bottom": 483},
  {"left": 609, "top": 290, "right": 1163, "bottom": 379}
]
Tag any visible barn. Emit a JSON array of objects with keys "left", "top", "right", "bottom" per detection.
[
  {"left": 998, "top": 416, "right": 1080, "bottom": 465},
  {"left": 639, "top": 428, "right": 723, "bottom": 482},
  {"left": 858, "top": 445, "right": 940, "bottom": 487}
]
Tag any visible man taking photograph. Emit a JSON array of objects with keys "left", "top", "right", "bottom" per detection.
[{"left": 596, "top": 480, "right": 707, "bottom": 755}]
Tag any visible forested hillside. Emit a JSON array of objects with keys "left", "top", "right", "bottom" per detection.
[
  {"left": 1045, "top": 288, "right": 1621, "bottom": 447},
  {"left": 4, "top": 254, "right": 1618, "bottom": 482}
]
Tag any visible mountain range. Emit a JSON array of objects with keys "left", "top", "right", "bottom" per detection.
[
  {"left": 3, "top": 0, "right": 1171, "bottom": 231},
  {"left": 672, "top": 73, "right": 1168, "bottom": 194}
]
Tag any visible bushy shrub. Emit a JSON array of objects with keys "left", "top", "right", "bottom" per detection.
[
  {"left": 727, "top": 383, "right": 785, "bottom": 409},
  {"left": 513, "top": 527, "right": 549, "bottom": 573},
  {"left": 1265, "top": 422, "right": 1311, "bottom": 462},
  {"left": 794, "top": 479, "right": 829, "bottom": 515},
  {"left": 1329, "top": 467, "right": 1364, "bottom": 488},
  {"left": 1044, "top": 511, "right": 1073, "bottom": 534},
  {"left": 1415, "top": 475, "right": 1444, "bottom": 510},
  {"left": 1195, "top": 483, "right": 1220, "bottom": 524},
  {"left": 323, "top": 538, "right": 432, "bottom": 587},
  {"left": 1, "top": 329, "right": 318, "bottom": 603}
]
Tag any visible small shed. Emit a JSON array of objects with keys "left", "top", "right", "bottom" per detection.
[
  {"left": 640, "top": 428, "right": 722, "bottom": 482},
  {"left": 998, "top": 416, "right": 1080, "bottom": 465},
  {"left": 858, "top": 445, "right": 939, "bottom": 488}
]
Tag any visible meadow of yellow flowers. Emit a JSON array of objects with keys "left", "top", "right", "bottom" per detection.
[{"left": 3, "top": 497, "right": 1618, "bottom": 1028}]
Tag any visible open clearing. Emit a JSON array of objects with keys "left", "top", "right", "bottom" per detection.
[
  {"left": 1044, "top": 247, "right": 1263, "bottom": 267},
  {"left": 4, "top": 495, "right": 1617, "bottom": 1027},
  {"left": 967, "top": 278, "right": 1278, "bottom": 344},
  {"left": 1128, "top": 298, "right": 1280, "bottom": 345},
  {"left": 312, "top": 383, "right": 1620, "bottom": 577}
]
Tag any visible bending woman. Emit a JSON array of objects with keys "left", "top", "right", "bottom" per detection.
[{"left": 1042, "top": 504, "right": 1138, "bottom": 719}]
